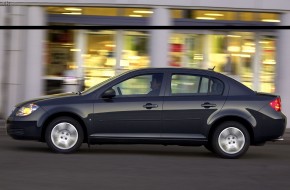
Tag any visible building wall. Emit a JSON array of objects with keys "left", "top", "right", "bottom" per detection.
[
  {"left": 0, "top": 7, "right": 6, "bottom": 117},
  {"left": 1, "top": 2, "right": 290, "bottom": 129},
  {"left": 1, "top": 6, "right": 45, "bottom": 118},
  {"left": 276, "top": 13, "right": 290, "bottom": 128},
  {"left": 8, "top": 0, "right": 290, "bottom": 11}
]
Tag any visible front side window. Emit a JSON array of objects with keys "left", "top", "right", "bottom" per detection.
[
  {"left": 170, "top": 74, "right": 224, "bottom": 95},
  {"left": 111, "top": 73, "right": 163, "bottom": 97}
]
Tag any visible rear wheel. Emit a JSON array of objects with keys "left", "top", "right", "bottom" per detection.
[
  {"left": 212, "top": 121, "right": 250, "bottom": 159},
  {"left": 45, "top": 117, "right": 84, "bottom": 153}
]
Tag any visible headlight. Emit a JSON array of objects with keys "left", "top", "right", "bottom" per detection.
[{"left": 16, "top": 103, "right": 39, "bottom": 117}]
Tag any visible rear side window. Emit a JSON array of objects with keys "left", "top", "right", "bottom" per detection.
[
  {"left": 209, "top": 78, "right": 224, "bottom": 95},
  {"left": 170, "top": 74, "right": 224, "bottom": 95}
]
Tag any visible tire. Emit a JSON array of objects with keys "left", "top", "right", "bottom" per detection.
[
  {"left": 45, "top": 117, "right": 84, "bottom": 153},
  {"left": 211, "top": 121, "right": 250, "bottom": 159}
]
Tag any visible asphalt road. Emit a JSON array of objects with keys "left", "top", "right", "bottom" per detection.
[{"left": 0, "top": 132, "right": 290, "bottom": 190}]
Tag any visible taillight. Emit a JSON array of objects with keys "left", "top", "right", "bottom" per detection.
[{"left": 270, "top": 97, "right": 281, "bottom": 112}]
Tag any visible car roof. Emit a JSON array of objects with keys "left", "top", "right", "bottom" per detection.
[{"left": 129, "top": 67, "right": 218, "bottom": 75}]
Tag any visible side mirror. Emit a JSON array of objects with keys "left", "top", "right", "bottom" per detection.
[{"left": 102, "top": 88, "right": 116, "bottom": 99}]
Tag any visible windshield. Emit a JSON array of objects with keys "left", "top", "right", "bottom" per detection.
[{"left": 81, "top": 70, "right": 131, "bottom": 95}]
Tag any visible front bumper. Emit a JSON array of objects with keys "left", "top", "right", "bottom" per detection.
[{"left": 6, "top": 118, "right": 41, "bottom": 140}]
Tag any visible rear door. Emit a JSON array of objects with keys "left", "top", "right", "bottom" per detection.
[{"left": 162, "top": 72, "right": 227, "bottom": 139}]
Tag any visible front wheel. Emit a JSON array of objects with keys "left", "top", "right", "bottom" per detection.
[
  {"left": 212, "top": 121, "right": 250, "bottom": 159},
  {"left": 45, "top": 117, "right": 84, "bottom": 153}
]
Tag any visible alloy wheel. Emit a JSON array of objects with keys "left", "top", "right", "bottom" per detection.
[
  {"left": 51, "top": 122, "right": 79, "bottom": 150},
  {"left": 218, "top": 127, "right": 245, "bottom": 154}
]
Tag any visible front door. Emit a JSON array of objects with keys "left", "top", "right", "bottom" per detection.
[{"left": 91, "top": 73, "right": 164, "bottom": 139}]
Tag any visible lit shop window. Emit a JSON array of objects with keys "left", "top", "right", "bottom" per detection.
[
  {"left": 170, "top": 9, "right": 280, "bottom": 22},
  {"left": 45, "top": 29, "right": 75, "bottom": 94},
  {"left": 207, "top": 32, "right": 255, "bottom": 89},
  {"left": 259, "top": 37, "right": 276, "bottom": 93},
  {"left": 171, "top": 9, "right": 183, "bottom": 19},
  {"left": 46, "top": 6, "right": 153, "bottom": 17},
  {"left": 82, "top": 7, "right": 118, "bottom": 16},
  {"left": 259, "top": 13, "right": 280, "bottom": 23},
  {"left": 83, "top": 30, "right": 116, "bottom": 89},
  {"left": 122, "top": 8, "right": 153, "bottom": 17},
  {"left": 194, "top": 10, "right": 237, "bottom": 20},
  {"left": 121, "top": 31, "right": 149, "bottom": 70},
  {"left": 47, "top": 6, "right": 118, "bottom": 16},
  {"left": 169, "top": 33, "right": 203, "bottom": 68}
]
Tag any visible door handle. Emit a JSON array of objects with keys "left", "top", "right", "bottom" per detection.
[
  {"left": 143, "top": 103, "right": 158, "bottom": 109},
  {"left": 201, "top": 102, "right": 217, "bottom": 108}
]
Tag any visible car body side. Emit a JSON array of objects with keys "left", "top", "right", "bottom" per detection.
[{"left": 6, "top": 68, "right": 286, "bottom": 146}]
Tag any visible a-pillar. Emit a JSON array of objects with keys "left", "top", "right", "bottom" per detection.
[
  {"left": 276, "top": 12, "right": 290, "bottom": 128},
  {"left": 149, "top": 7, "right": 172, "bottom": 68}
]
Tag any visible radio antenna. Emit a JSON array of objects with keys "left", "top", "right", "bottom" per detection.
[{"left": 208, "top": 66, "right": 215, "bottom": 71}]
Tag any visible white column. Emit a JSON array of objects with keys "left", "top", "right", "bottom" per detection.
[
  {"left": 149, "top": 7, "right": 172, "bottom": 67},
  {"left": 276, "top": 12, "right": 290, "bottom": 128},
  {"left": 0, "top": 6, "right": 6, "bottom": 117},
  {"left": 115, "top": 30, "right": 124, "bottom": 75},
  {"left": 252, "top": 33, "right": 261, "bottom": 91},
  {"left": 3, "top": 6, "right": 26, "bottom": 118},
  {"left": 24, "top": 6, "right": 46, "bottom": 100},
  {"left": 74, "top": 29, "right": 87, "bottom": 91},
  {"left": 202, "top": 34, "right": 211, "bottom": 69}
]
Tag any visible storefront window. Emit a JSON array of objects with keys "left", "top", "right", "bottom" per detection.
[
  {"left": 239, "top": 12, "right": 257, "bottom": 21},
  {"left": 171, "top": 9, "right": 183, "bottom": 19},
  {"left": 45, "top": 29, "right": 75, "bottom": 94},
  {"left": 82, "top": 7, "right": 118, "bottom": 16},
  {"left": 169, "top": 33, "right": 203, "bottom": 68},
  {"left": 83, "top": 30, "right": 116, "bottom": 89},
  {"left": 194, "top": 10, "right": 237, "bottom": 20},
  {"left": 121, "top": 31, "right": 149, "bottom": 70},
  {"left": 208, "top": 32, "right": 255, "bottom": 89},
  {"left": 122, "top": 8, "right": 153, "bottom": 17},
  {"left": 46, "top": 6, "right": 153, "bottom": 17},
  {"left": 259, "top": 13, "right": 280, "bottom": 22},
  {"left": 208, "top": 34, "right": 226, "bottom": 72},
  {"left": 260, "top": 36, "right": 276, "bottom": 93},
  {"left": 170, "top": 8, "right": 280, "bottom": 23}
]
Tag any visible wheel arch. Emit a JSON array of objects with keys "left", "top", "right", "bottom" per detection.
[
  {"left": 40, "top": 112, "right": 88, "bottom": 143},
  {"left": 208, "top": 116, "right": 255, "bottom": 145}
]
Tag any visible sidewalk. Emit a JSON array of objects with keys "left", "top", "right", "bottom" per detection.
[{"left": 0, "top": 119, "right": 5, "bottom": 134}]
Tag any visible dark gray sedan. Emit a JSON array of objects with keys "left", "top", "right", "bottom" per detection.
[{"left": 7, "top": 68, "right": 287, "bottom": 158}]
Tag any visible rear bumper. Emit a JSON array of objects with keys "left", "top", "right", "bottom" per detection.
[
  {"left": 272, "top": 137, "right": 284, "bottom": 141},
  {"left": 255, "top": 115, "right": 287, "bottom": 143}
]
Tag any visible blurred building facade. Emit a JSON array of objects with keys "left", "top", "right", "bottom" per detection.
[{"left": 0, "top": 0, "right": 290, "bottom": 128}]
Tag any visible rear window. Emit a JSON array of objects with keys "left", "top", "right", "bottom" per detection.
[{"left": 170, "top": 74, "right": 224, "bottom": 95}]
